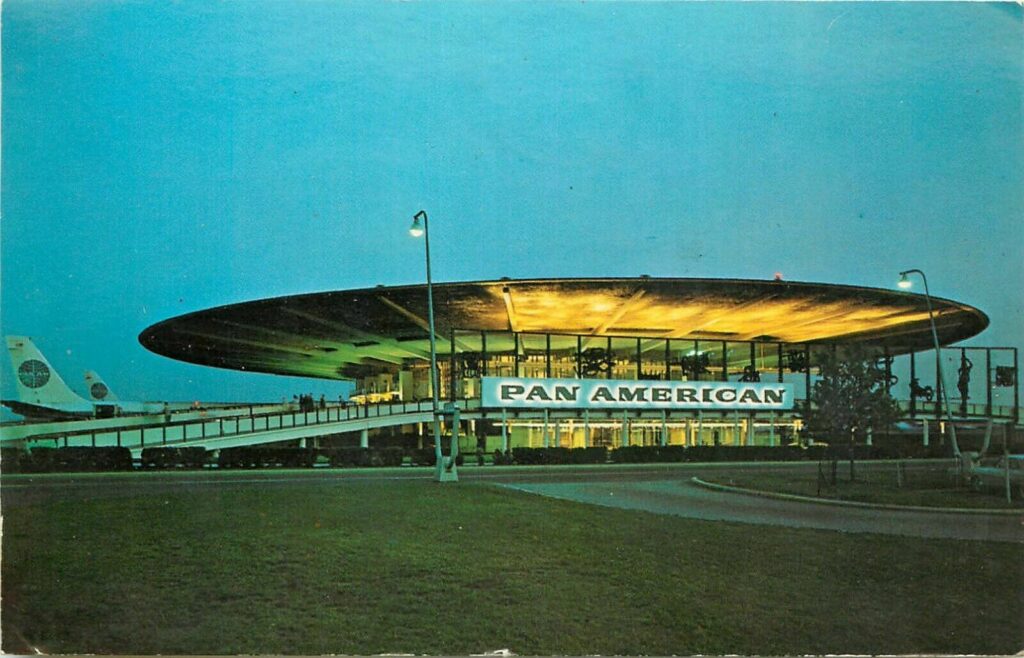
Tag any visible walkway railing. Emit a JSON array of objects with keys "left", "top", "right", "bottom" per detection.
[
  {"left": 895, "top": 400, "right": 1018, "bottom": 421},
  {"left": 19, "top": 396, "right": 1018, "bottom": 449},
  {"left": 27, "top": 399, "right": 480, "bottom": 449}
]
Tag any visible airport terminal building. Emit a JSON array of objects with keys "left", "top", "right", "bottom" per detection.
[{"left": 138, "top": 277, "right": 1019, "bottom": 451}]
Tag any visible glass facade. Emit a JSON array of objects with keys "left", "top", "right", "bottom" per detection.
[{"left": 368, "top": 329, "right": 1017, "bottom": 453}]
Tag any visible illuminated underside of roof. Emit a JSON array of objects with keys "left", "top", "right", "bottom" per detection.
[{"left": 138, "top": 277, "right": 989, "bottom": 381}]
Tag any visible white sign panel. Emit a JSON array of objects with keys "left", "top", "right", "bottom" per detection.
[{"left": 481, "top": 376, "right": 794, "bottom": 410}]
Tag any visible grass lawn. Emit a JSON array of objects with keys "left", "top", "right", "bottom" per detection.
[
  {"left": 703, "top": 463, "right": 1024, "bottom": 510},
  {"left": 2, "top": 477, "right": 1022, "bottom": 655}
]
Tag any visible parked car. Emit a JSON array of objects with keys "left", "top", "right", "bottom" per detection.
[{"left": 968, "top": 454, "right": 1024, "bottom": 499}]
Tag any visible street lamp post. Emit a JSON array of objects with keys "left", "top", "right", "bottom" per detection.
[
  {"left": 898, "top": 269, "right": 960, "bottom": 457},
  {"left": 410, "top": 210, "right": 458, "bottom": 482}
]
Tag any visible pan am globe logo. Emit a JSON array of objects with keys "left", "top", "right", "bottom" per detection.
[
  {"left": 90, "top": 382, "right": 110, "bottom": 400},
  {"left": 17, "top": 359, "right": 51, "bottom": 389},
  {"left": 482, "top": 376, "right": 794, "bottom": 410}
]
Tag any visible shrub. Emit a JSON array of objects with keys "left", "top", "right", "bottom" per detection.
[
  {"left": 509, "top": 447, "right": 609, "bottom": 465},
  {"left": 407, "top": 448, "right": 464, "bottom": 467},
  {"left": 492, "top": 449, "right": 513, "bottom": 466},
  {"left": 141, "top": 447, "right": 210, "bottom": 469},
  {"left": 21, "top": 447, "right": 132, "bottom": 472},
  {"left": 217, "top": 447, "right": 315, "bottom": 468},
  {"left": 217, "top": 447, "right": 252, "bottom": 468},
  {"left": 1, "top": 447, "right": 28, "bottom": 474},
  {"left": 611, "top": 445, "right": 687, "bottom": 463},
  {"left": 323, "top": 447, "right": 407, "bottom": 468},
  {"left": 805, "top": 445, "right": 829, "bottom": 461},
  {"left": 377, "top": 448, "right": 405, "bottom": 467},
  {"left": 572, "top": 447, "right": 609, "bottom": 464}
]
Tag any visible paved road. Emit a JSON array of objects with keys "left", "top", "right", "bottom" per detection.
[
  {"left": 3, "top": 463, "right": 1022, "bottom": 542},
  {"left": 498, "top": 478, "right": 1024, "bottom": 543}
]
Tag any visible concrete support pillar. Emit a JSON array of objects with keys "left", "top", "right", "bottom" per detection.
[
  {"left": 769, "top": 412, "right": 776, "bottom": 447},
  {"left": 299, "top": 437, "right": 307, "bottom": 448},
  {"left": 922, "top": 419, "right": 929, "bottom": 447},
  {"left": 360, "top": 427, "right": 369, "bottom": 449},
  {"left": 660, "top": 410, "right": 668, "bottom": 446},
  {"left": 501, "top": 408, "right": 508, "bottom": 452},
  {"left": 621, "top": 411, "right": 629, "bottom": 447},
  {"left": 554, "top": 419, "right": 561, "bottom": 448},
  {"left": 685, "top": 418, "right": 692, "bottom": 446},
  {"left": 584, "top": 409, "right": 591, "bottom": 447},
  {"left": 450, "top": 406, "right": 460, "bottom": 461},
  {"left": 542, "top": 409, "right": 550, "bottom": 448},
  {"left": 980, "top": 419, "right": 993, "bottom": 456},
  {"left": 866, "top": 426, "right": 873, "bottom": 446},
  {"left": 437, "top": 406, "right": 459, "bottom": 482},
  {"left": 746, "top": 415, "right": 754, "bottom": 446},
  {"left": 697, "top": 411, "right": 704, "bottom": 446},
  {"left": 733, "top": 410, "right": 741, "bottom": 446}
]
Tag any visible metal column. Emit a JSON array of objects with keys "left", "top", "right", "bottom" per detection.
[
  {"left": 501, "top": 408, "right": 508, "bottom": 452},
  {"left": 985, "top": 348, "right": 992, "bottom": 418},
  {"left": 909, "top": 350, "right": 917, "bottom": 417}
]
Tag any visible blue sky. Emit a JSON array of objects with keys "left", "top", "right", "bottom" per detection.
[{"left": 2, "top": 1, "right": 1021, "bottom": 408}]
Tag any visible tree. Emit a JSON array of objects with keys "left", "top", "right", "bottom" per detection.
[{"left": 803, "top": 344, "right": 901, "bottom": 481}]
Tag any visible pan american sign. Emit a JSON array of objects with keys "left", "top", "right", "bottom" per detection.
[{"left": 482, "top": 377, "right": 794, "bottom": 410}]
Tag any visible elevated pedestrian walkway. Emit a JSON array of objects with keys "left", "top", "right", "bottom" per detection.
[{"left": 2, "top": 396, "right": 1017, "bottom": 459}]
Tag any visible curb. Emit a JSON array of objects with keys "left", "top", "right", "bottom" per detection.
[{"left": 690, "top": 477, "right": 1024, "bottom": 516}]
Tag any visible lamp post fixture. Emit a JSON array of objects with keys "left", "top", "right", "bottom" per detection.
[
  {"left": 898, "top": 269, "right": 960, "bottom": 456},
  {"left": 410, "top": 210, "right": 458, "bottom": 482}
]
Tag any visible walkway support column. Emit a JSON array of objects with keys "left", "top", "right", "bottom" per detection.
[
  {"left": 360, "top": 427, "right": 369, "bottom": 449},
  {"left": 584, "top": 409, "right": 591, "bottom": 447},
  {"left": 922, "top": 419, "right": 929, "bottom": 447},
  {"left": 542, "top": 409, "right": 550, "bottom": 448},
  {"left": 501, "top": 408, "right": 508, "bottom": 452},
  {"left": 451, "top": 405, "right": 460, "bottom": 461},
  {"left": 660, "top": 410, "right": 668, "bottom": 447},
  {"left": 621, "top": 411, "right": 629, "bottom": 447}
]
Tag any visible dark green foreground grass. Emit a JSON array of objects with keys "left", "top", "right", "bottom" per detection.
[{"left": 2, "top": 478, "right": 1022, "bottom": 655}]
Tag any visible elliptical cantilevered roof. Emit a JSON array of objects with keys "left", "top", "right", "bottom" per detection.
[{"left": 138, "top": 277, "right": 988, "bottom": 380}]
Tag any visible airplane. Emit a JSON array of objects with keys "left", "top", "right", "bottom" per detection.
[
  {"left": 84, "top": 370, "right": 118, "bottom": 403},
  {"left": 3, "top": 336, "right": 209, "bottom": 421}
]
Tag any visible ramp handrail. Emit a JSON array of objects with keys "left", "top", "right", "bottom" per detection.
[{"left": 23, "top": 398, "right": 480, "bottom": 449}]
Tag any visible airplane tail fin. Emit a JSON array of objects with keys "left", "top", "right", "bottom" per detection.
[
  {"left": 6, "top": 336, "right": 92, "bottom": 409},
  {"left": 84, "top": 370, "right": 119, "bottom": 402}
]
